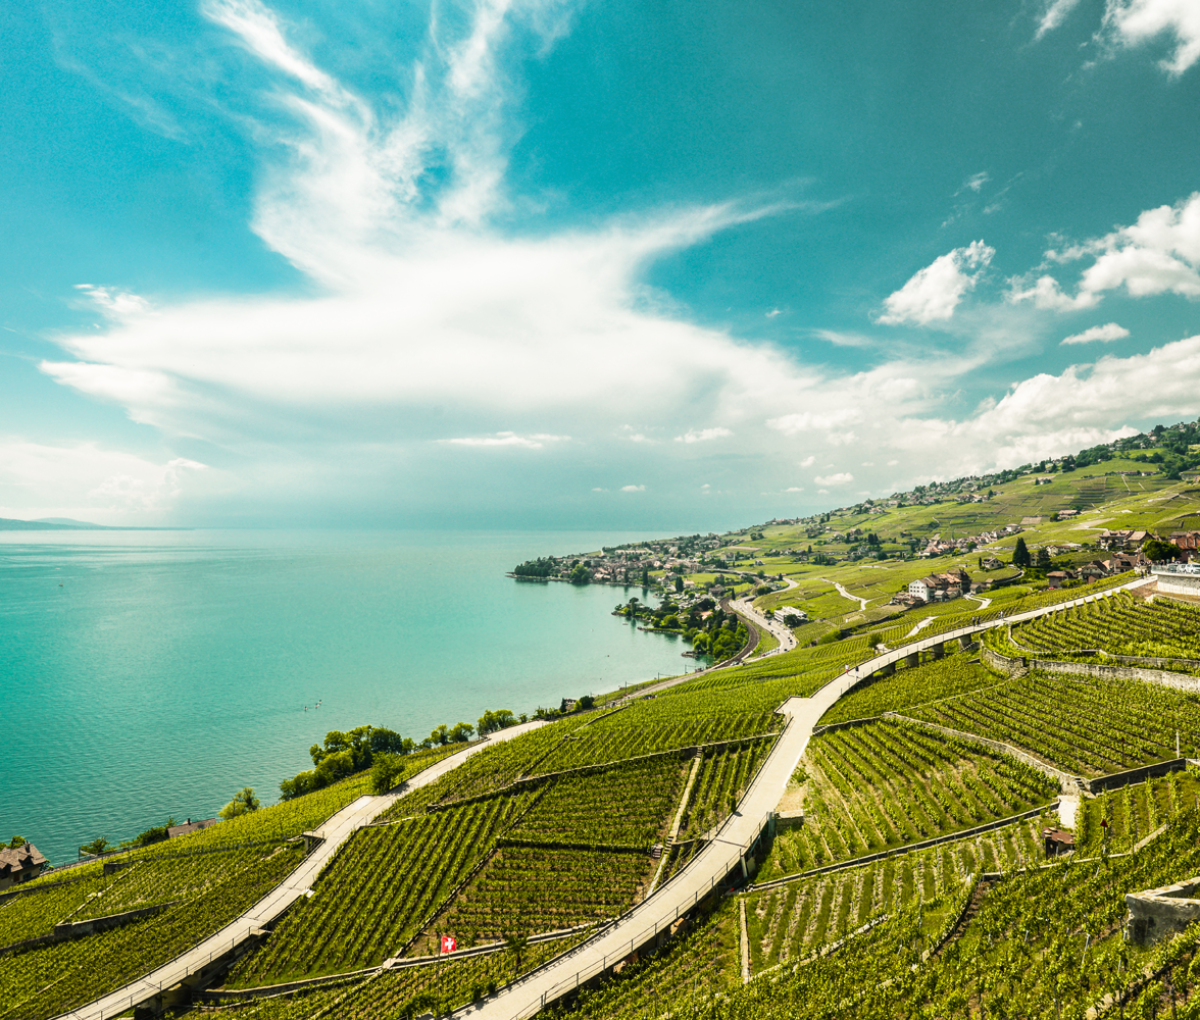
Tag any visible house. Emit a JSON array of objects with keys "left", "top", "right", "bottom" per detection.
[
  {"left": 1099, "top": 529, "right": 1148, "bottom": 551},
  {"left": 1079, "top": 561, "right": 1109, "bottom": 582},
  {"left": 1046, "top": 570, "right": 1077, "bottom": 589},
  {"left": 0, "top": 842, "right": 47, "bottom": 890},
  {"left": 1171, "top": 532, "right": 1200, "bottom": 552},
  {"left": 907, "top": 578, "right": 931, "bottom": 601},
  {"left": 167, "top": 818, "right": 219, "bottom": 840},
  {"left": 1043, "top": 828, "right": 1075, "bottom": 857}
]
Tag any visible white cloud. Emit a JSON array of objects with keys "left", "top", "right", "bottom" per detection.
[
  {"left": 620, "top": 484, "right": 645, "bottom": 492},
  {"left": 814, "top": 472, "right": 853, "bottom": 486},
  {"left": 442, "top": 432, "right": 568, "bottom": 449},
  {"left": 1060, "top": 322, "right": 1130, "bottom": 345},
  {"left": 768, "top": 409, "right": 861, "bottom": 436},
  {"left": 1010, "top": 193, "right": 1200, "bottom": 311},
  {"left": 960, "top": 171, "right": 991, "bottom": 193},
  {"left": 785, "top": 486, "right": 804, "bottom": 492},
  {"left": 591, "top": 486, "right": 607, "bottom": 492},
  {"left": 0, "top": 441, "right": 206, "bottom": 521},
  {"left": 765, "top": 308, "right": 782, "bottom": 318},
  {"left": 74, "top": 284, "right": 151, "bottom": 318},
  {"left": 1104, "top": 0, "right": 1200, "bottom": 75},
  {"left": 878, "top": 241, "right": 995, "bottom": 325},
  {"left": 799, "top": 455, "right": 816, "bottom": 467},
  {"left": 810, "top": 329, "right": 871, "bottom": 347},
  {"left": 1036, "top": 0, "right": 1083, "bottom": 38},
  {"left": 675, "top": 427, "right": 733, "bottom": 444}
]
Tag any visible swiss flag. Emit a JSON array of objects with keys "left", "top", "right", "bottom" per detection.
[{"left": 441, "top": 935, "right": 457, "bottom": 954}]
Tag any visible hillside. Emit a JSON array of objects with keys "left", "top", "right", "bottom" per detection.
[{"left": 6, "top": 423, "right": 1200, "bottom": 1018}]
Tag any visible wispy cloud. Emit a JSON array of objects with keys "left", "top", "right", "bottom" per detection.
[
  {"left": 442, "top": 432, "right": 569, "bottom": 449},
  {"left": 814, "top": 472, "right": 853, "bottom": 486},
  {"left": 675, "top": 427, "right": 733, "bottom": 444},
  {"left": 1060, "top": 322, "right": 1130, "bottom": 345},
  {"left": 620, "top": 484, "right": 645, "bottom": 492}
]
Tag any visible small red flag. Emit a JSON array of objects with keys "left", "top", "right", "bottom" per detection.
[
  {"left": 1101, "top": 819, "right": 1109, "bottom": 828},
  {"left": 441, "top": 935, "right": 457, "bottom": 954}
]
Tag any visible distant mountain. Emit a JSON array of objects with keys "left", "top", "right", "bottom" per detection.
[
  {"left": 0, "top": 517, "right": 85, "bottom": 531},
  {"left": 33, "top": 517, "right": 108, "bottom": 528}
]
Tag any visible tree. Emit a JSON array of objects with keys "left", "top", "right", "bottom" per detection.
[
  {"left": 578, "top": 695, "right": 595, "bottom": 710},
  {"left": 477, "top": 709, "right": 517, "bottom": 737},
  {"left": 448, "top": 721, "right": 475, "bottom": 743},
  {"left": 674, "top": 576, "right": 683, "bottom": 593},
  {"left": 371, "top": 752, "right": 405, "bottom": 794},
  {"left": 1143, "top": 537, "right": 1179, "bottom": 562},
  {"left": 7, "top": 836, "right": 25, "bottom": 849},
  {"left": 219, "top": 787, "right": 260, "bottom": 820},
  {"left": 1012, "top": 537, "right": 1031, "bottom": 568},
  {"left": 429, "top": 723, "right": 450, "bottom": 746},
  {"left": 1034, "top": 546, "right": 1052, "bottom": 569},
  {"left": 79, "top": 837, "right": 109, "bottom": 857}
]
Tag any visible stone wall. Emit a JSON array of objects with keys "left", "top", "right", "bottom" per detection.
[
  {"left": 1127, "top": 877, "right": 1200, "bottom": 945},
  {"left": 1030, "top": 657, "right": 1200, "bottom": 694}
]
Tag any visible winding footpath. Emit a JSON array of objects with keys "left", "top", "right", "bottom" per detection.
[
  {"left": 60, "top": 575, "right": 1153, "bottom": 1020},
  {"left": 55, "top": 721, "right": 545, "bottom": 1020}
]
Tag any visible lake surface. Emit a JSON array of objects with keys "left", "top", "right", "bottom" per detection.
[{"left": 0, "top": 529, "right": 691, "bottom": 864}]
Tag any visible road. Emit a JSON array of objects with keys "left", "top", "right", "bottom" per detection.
[
  {"left": 453, "top": 575, "right": 1153, "bottom": 1020},
  {"left": 61, "top": 576, "right": 1151, "bottom": 1020},
  {"left": 820, "top": 576, "right": 870, "bottom": 612},
  {"left": 729, "top": 577, "right": 800, "bottom": 659},
  {"left": 54, "top": 720, "right": 546, "bottom": 1020}
]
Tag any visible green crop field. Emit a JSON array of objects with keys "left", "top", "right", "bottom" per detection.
[
  {"left": 908, "top": 668, "right": 1200, "bottom": 775},
  {"left": 761, "top": 719, "right": 1058, "bottom": 880}
]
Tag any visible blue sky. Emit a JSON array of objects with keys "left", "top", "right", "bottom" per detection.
[{"left": 2, "top": 0, "right": 1200, "bottom": 528}]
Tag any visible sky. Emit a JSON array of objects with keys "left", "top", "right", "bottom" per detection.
[{"left": 2, "top": 0, "right": 1200, "bottom": 529}]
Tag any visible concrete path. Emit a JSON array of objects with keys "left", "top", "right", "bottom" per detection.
[
  {"left": 54, "top": 720, "right": 545, "bottom": 1020},
  {"left": 963, "top": 592, "right": 993, "bottom": 610},
  {"left": 821, "top": 577, "right": 869, "bottom": 612},
  {"left": 452, "top": 575, "right": 1154, "bottom": 1020},
  {"left": 60, "top": 575, "right": 1151, "bottom": 1020}
]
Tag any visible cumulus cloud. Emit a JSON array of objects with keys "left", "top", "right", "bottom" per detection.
[
  {"left": 1060, "top": 322, "right": 1130, "bottom": 345},
  {"left": 1104, "top": 0, "right": 1200, "bottom": 75},
  {"left": 799, "top": 455, "right": 816, "bottom": 467},
  {"left": 620, "top": 484, "right": 645, "bottom": 492},
  {"left": 1010, "top": 193, "right": 1200, "bottom": 311},
  {"left": 877, "top": 241, "right": 995, "bottom": 325},
  {"left": 0, "top": 441, "right": 206, "bottom": 521},
  {"left": 814, "top": 472, "right": 853, "bottom": 486},
  {"left": 675, "top": 427, "right": 733, "bottom": 444},
  {"left": 442, "top": 432, "right": 568, "bottom": 449}
]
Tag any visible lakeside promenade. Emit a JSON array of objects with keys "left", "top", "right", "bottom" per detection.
[{"left": 56, "top": 575, "right": 1152, "bottom": 1020}]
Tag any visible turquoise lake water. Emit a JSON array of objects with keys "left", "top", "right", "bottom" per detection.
[{"left": 0, "top": 530, "right": 693, "bottom": 864}]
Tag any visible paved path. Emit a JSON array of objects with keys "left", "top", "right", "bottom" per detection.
[
  {"left": 55, "top": 721, "right": 545, "bottom": 1020},
  {"left": 62, "top": 576, "right": 1152, "bottom": 1020},
  {"left": 453, "top": 575, "right": 1155, "bottom": 1020}
]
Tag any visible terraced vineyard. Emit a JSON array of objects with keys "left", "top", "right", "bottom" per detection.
[
  {"left": 764, "top": 719, "right": 1058, "bottom": 877},
  {"left": 817, "top": 652, "right": 1000, "bottom": 726},
  {"left": 908, "top": 668, "right": 1200, "bottom": 774},
  {"left": 531, "top": 694, "right": 779, "bottom": 774},
  {"left": 676, "top": 740, "right": 774, "bottom": 841},
  {"left": 226, "top": 794, "right": 532, "bottom": 986},
  {"left": 1011, "top": 588, "right": 1200, "bottom": 660},
  {"left": 1073, "top": 769, "right": 1200, "bottom": 855},
  {"left": 432, "top": 844, "right": 654, "bottom": 944},
  {"left": 505, "top": 756, "right": 687, "bottom": 850},
  {"left": 747, "top": 816, "right": 1051, "bottom": 972},
  {"left": 0, "top": 841, "right": 304, "bottom": 1020}
]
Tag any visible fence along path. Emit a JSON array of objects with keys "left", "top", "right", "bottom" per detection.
[
  {"left": 58, "top": 576, "right": 1152, "bottom": 1020},
  {"left": 455, "top": 575, "right": 1155, "bottom": 1020},
  {"left": 53, "top": 720, "right": 546, "bottom": 1020}
]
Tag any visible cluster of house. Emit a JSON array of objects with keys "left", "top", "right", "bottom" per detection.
[
  {"left": 1098, "top": 529, "right": 1149, "bottom": 550},
  {"left": 1169, "top": 531, "right": 1200, "bottom": 553},
  {"left": 897, "top": 568, "right": 973, "bottom": 606},
  {"left": 1047, "top": 552, "right": 1146, "bottom": 587},
  {"left": 0, "top": 842, "right": 47, "bottom": 890},
  {"left": 921, "top": 525, "right": 1023, "bottom": 558}
]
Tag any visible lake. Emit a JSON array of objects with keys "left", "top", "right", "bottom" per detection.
[{"left": 0, "top": 529, "right": 692, "bottom": 863}]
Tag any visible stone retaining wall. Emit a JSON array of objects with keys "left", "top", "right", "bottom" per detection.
[
  {"left": 0, "top": 901, "right": 175, "bottom": 959},
  {"left": 1029, "top": 657, "right": 1200, "bottom": 694}
]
